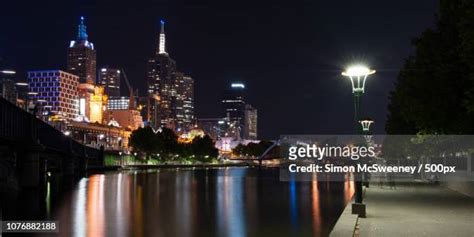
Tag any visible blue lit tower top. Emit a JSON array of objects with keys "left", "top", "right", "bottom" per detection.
[
  {"left": 77, "top": 16, "right": 88, "bottom": 41},
  {"left": 69, "top": 16, "right": 94, "bottom": 49}
]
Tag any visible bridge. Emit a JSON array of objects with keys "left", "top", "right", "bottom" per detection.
[
  {"left": 228, "top": 140, "right": 282, "bottom": 166},
  {"left": 0, "top": 97, "right": 103, "bottom": 190}
]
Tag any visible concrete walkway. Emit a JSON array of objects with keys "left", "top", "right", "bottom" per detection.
[{"left": 358, "top": 182, "right": 474, "bottom": 237}]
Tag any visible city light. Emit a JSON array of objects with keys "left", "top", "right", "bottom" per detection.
[
  {"left": 231, "top": 83, "right": 245, "bottom": 88},
  {"left": 342, "top": 65, "right": 376, "bottom": 94},
  {"left": 15, "top": 82, "right": 28, "bottom": 86},
  {"left": 1, "top": 70, "right": 16, "bottom": 74}
]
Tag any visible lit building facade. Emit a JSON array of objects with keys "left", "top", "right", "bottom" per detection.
[
  {"left": 175, "top": 72, "right": 194, "bottom": 131},
  {"left": 77, "top": 83, "right": 107, "bottom": 123},
  {"left": 99, "top": 67, "right": 121, "bottom": 97},
  {"left": 28, "top": 70, "right": 79, "bottom": 120},
  {"left": 197, "top": 118, "right": 227, "bottom": 140},
  {"left": 223, "top": 83, "right": 246, "bottom": 120},
  {"left": 0, "top": 78, "right": 17, "bottom": 104},
  {"left": 105, "top": 109, "right": 144, "bottom": 131},
  {"left": 108, "top": 96, "right": 131, "bottom": 110},
  {"left": 243, "top": 104, "right": 258, "bottom": 140},
  {"left": 222, "top": 83, "right": 246, "bottom": 138},
  {"left": 67, "top": 16, "right": 97, "bottom": 84},
  {"left": 66, "top": 121, "right": 131, "bottom": 151}
]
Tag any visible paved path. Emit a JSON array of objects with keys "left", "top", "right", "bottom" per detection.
[{"left": 358, "top": 182, "right": 474, "bottom": 237}]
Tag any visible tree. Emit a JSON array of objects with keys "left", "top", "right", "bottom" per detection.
[
  {"left": 386, "top": 0, "right": 474, "bottom": 134},
  {"left": 129, "top": 126, "right": 159, "bottom": 159},
  {"left": 156, "top": 127, "right": 178, "bottom": 160},
  {"left": 191, "top": 135, "right": 218, "bottom": 161}
]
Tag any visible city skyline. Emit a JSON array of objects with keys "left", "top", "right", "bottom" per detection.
[{"left": 0, "top": 0, "right": 439, "bottom": 139}]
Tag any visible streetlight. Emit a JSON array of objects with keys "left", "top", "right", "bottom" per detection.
[
  {"left": 342, "top": 65, "right": 376, "bottom": 131},
  {"left": 359, "top": 118, "right": 374, "bottom": 133},
  {"left": 342, "top": 64, "right": 375, "bottom": 217}
]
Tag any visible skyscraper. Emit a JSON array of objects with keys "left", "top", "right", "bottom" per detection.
[
  {"left": 243, "top": 104, "right": 258, "bottom": 140},
  {"left": 221, "top": 83, "right": 257, "bottom": 140},
  {"left": 67, "top": 16, "right": 97, "bottom": 84},
  {"left": 99, "top": 67, "right": 121, "bottom": 97},
  {"left": 222, "top": 83, "right": 246, "bottom": 125},
  {"left": 176, "top": 72, "right": 194, "bottom": 131},
  {"left": 0, "top": 70, "right": 17, "bottom": 104},
  {"left": 146, "top": 20, "right": 194, "bottom": 132}
]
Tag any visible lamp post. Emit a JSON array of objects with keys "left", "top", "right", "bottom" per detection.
[
  {"left": 342, "top": 65, "right": 375, "bottom": 217},
  {"left": 359, "top": 118, "right": 374, "bottom": 143}
]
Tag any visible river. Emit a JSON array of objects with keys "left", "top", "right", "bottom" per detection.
[{"left": 1, "top": 167, "right": 354, "bottom": 237}]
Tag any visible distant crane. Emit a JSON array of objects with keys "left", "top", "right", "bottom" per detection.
[{"left": 120, "top": 69, "right": 137, "bottom": 110}]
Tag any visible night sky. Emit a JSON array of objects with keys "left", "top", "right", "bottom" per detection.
[{"left": 0, "top": 0, "right": 438, "bottom": 139}]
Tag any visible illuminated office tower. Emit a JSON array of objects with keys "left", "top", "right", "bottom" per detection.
[
  {"left": 67, "top": 16, "right": 97, "bottom": 84},
  {"left": 146, "top": 20, "right": 195, "bottom": 132},
  {"left": 243, "top": 104, "right": 258, "bottom": 140},
  {"left": 28, "top": 70, "right": 79, "bottom": 120},
  {"left": 222, "top": 83, "right": 246, "bottom": 123},
  {"left": 175, "top": 72, "right": 194, "bottom": 131},
  {"left": 99, "top": 68, "right": 121, "bottom": 97}
]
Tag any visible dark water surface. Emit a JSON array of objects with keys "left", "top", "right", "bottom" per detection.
[{"left": 2, "top": 168, "right": 354, "bottom": 237}]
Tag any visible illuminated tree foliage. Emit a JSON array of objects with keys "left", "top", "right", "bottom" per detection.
[{"left": 386, "top": 0, "right": 474, "bottom": 134}]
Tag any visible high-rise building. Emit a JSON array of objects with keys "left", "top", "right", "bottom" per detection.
[
  {"left": 222, "top": 83, "right": 246, "bottom": 135},
  {"left": 0, "top": 77, "right": 17, "bottom": 104},
  {"left": 28, "top": 70, "right": 79, "bottom": 120},
  {"left": 146, "top": 20, "right": 194, "bottom": 132},
  {"left": 243, "top": 104, "right": 258, "bottom": 140},
  {"left": 67, "top": 16, "right": 97, "bottom": 84},
  {"left": 175, "top": 72, "right": 194, "bottom": 131},
  {"left": 99, "top": 68, "right": 121, "bottom": 97}
]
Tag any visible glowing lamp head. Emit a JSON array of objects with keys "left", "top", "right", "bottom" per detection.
[
  {"left": 341, "top": 65, "right": 375, "bottom": 94},
  {"left": 342, "top": 65, "right": 375, "bottom": 77},
  {"left": 359, "top": 118, "right": 374, "bottom": 132}
]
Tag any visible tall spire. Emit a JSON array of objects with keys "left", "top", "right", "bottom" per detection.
[
  {"left": 158, "top": 19, "right": 167, "bottom": 55},
  {"left": 77, "top": 16, "right": 88, "bottom": 41}
]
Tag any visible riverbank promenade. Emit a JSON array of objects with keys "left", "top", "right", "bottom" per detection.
[{"left": 356, "top": 182, "right": 474, "bottom": 237}]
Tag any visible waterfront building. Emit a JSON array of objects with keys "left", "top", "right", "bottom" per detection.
[
  {"left": 77, "top": 83, "right": 107, "bottom": 123},
  {"left": 105, "top": 109, "right": 144, "bottom": 131},
  {"left": 28, "top": 70, "right": 79, "bottom": 120},
  {"left": 65, "top": 121, "right": 131, "bottom": 150},
  {"left": 67, "top": 16, "right": 97, "bottom": 84},
  {"left": 99, "top": 67, "right": 121, "bottom": 97}
]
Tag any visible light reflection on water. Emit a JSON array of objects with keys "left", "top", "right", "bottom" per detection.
[{"left": 54, "top": 168, "right": 353, "bottom": 237}]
